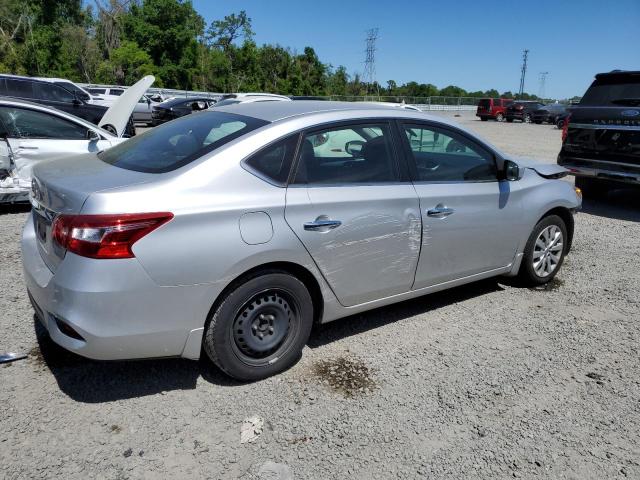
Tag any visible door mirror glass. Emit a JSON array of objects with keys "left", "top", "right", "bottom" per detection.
[
  {"left": 503, "top": 160, "right": 521, "bottom": 181},
  {"left": 344, "top": 140, "right": 365, "bottom": 156}
]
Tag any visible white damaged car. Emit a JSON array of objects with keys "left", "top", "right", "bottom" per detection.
[{"left": 0, "top": 76, "right": 155, "bottom": 203}]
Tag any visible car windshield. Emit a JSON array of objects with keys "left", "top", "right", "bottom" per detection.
[
  {"left": 98, "top": 111, "right": 268, "bottom": 173},
  {"left": 580, "top": 75, "right": 640, "bottom": 106}
]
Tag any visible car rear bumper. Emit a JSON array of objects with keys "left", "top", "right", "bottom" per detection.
[
  {"left": 21, "top": 213, "right": 211, "bottom": 361},
  {"left": 559, "top": 161, "right": 640, "bottom": 185}
]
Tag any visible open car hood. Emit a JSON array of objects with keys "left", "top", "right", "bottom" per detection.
[
  {"left": 514, "top": 157, "right": 568, "bottom": 179},
  {"left": 99, "top": 75, "right": 155, "bottom": 137}
]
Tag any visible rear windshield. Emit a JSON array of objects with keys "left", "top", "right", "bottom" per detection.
[
  {"left": 580, "top": 75, "right": 640, "bottom": 106},
  {"left": 98, "top": 111, "right": 268, "bottom": 173}
]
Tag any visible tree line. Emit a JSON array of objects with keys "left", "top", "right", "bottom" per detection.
[{"left": 0, "top": 0, "right": 547, "bottom": 100}]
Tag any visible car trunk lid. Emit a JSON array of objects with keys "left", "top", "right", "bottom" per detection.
[{"left": 31, "top": 152, "right": 156, "bottom": 272}]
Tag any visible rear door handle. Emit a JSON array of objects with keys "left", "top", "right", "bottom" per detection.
[
  {"left": 304, "top": 219, "right": 342, "bottom": 231},
  {"left": 427, "top": 204, "right": 455, "bottom": 218}
]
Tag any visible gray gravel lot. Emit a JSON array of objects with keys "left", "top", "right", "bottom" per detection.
[{"left": 1, "top": 112, "right": 639, "bottom": 480}]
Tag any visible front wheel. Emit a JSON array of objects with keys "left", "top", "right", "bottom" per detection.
[
  {"left": 203, "top": 271, "right": 313, "bottom": 381},
  {"left": 518, "top": 215, "right": 567, "bottom": 286},
  {"left": 506, "top": 117, "right": 514, "bottom": 123},
  {"left": 524, "top": 113, "right": 532, "bottom": 123},
  {"left": 480, "top": 116, "right": 488, "bottom": 121},
  {"left": 496, "top": 113, "right": 504, "bottom": 122}
]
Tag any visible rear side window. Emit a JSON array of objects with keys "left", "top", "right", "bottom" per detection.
[
  {"left": 110, "top": 89, "right": 124, "bottom": 96},
  {"left": 88, "top": 88, "right": 106, "bottom": 95},
  {"left": 580, "top": 75, "right": 640, "bottom": 106},
  {"left": 244, "top": 135, "right": 298, "bottom": 185},
  {"left": 33, "top": 83, "right": 75, "bottom": 103},
  {"left": 98, "top": 111, "right": 268, "bottom": 173},
  {"left": 478, "top": 99, "right": 490, "bottom": 108},
  {"left": 293, "top": 123, "right": 399, "bottom": 185},
  {"left": 3, "top": 79, "right": 34, "bottom": 98},
  {"left": 0, "top": 107, "right": 89, "bottom": 139}
]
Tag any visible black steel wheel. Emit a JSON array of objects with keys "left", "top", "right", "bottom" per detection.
[{"left": 204, "top": 271, "right": 314, "bottom": 381}]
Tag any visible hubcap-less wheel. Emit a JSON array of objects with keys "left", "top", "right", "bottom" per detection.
[
  {"left": 232, "top": 289, "right": 297, "bottom": 363},
  {"left": 532, "top": 225, "right": 563, "bottom": 277}
]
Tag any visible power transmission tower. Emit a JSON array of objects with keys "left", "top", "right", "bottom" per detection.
[
  {"left": 538, "top": 71, "right": 549, "bottom": 100},
  {"left": 364, "top": 28, "right": 379, "bottom": 97},
  {"left": 518, "top": 49, "right": 529, "bottom": 98}
]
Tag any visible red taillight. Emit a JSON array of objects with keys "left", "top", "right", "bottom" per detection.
[
  {"left": 561, "top": 114, "right": 572, "bottom": 143},
  {"left": 52, "top": 212, "right": 173, "bottom": 259}
]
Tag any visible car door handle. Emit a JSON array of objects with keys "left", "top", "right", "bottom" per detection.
[
  {"left": 18, "top": 145, "right": 38, "bottom": 150},
  {"left": 304, "top": 219, "right": 342, "bottom": 231},
  {"left": 427, "top": 205, "right": 455, "bottom": 218}
]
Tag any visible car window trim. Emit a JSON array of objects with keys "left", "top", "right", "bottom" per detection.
[
  {"left": 288, "top": 118, "right": 409, "bottom": 188},
  {"left": 396, "top": 119, "right": 500, "bottom": 184}
]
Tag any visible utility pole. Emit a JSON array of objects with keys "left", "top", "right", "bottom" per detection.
[
  {"left": 538, "top": 71, "right": 549, "bottom": 100},
  {"left": 364, "top": 28, "right": 379, "bottom": 98},
  {"left": 518, "top": 49, "right": 529, "bottom": 98}
]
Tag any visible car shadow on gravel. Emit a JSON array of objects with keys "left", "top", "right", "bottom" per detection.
[
  {"left": 580, "top": 187, "right": 640, "bottom": 223},
  {"left": 33, "top": 318, "right": 244, "bottom": 403},
  {"left": 0, "top": 204, "right": 31, "bottom": 216},
  {"left": 308, "top": 278, "right": 504, "bottom": 348}
]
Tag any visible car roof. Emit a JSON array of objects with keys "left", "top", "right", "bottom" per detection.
[
  {"left": 211, "top": 100, "right": 446, "bottom": 123},
  {"left": 0, "top": 74, "right": 50, "bottom": 85}
]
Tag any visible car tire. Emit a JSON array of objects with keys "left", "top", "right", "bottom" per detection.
[
  {"left": 575, "top": 176, "right": 607, "bottom": 198},
  {"left": 556, "top": 119, "right": 564, "bottom": 129},
  {"left": 524, "top": 113, "right": 532, "bottom": 123},
  {"left": 480, "top": 116, "right": 488, "bottom": 121},
  {"left": 496, "top": 113, "right": 504, "bottom": 122},
  {"left": 506, "top": 118, "right": 513, "bottom": 123},
  {"left": 203, "top": 271, "right": 314, "bottom": 381},
  {"left": 518, "top": 215, "right": 568, "bottom": 286},
  {"left": 534, "top": 120, "right": 542, "bottom": 124}
]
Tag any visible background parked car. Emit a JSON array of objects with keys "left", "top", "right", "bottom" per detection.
[
  {"left": 151, "top": 96, "right": 216, "bottom": 125},
  {"left": 0, "top": 74, "right": 135, "bottom": 136},
  {"left": 531, "top": 103, "right": 568, "bottom": 125},
  {"left": 0, "top": 98, "right": 125, "bottom": 203},
  {"left": 85, "top": 86, "right": 126, "bottom": 106},
  {"left": 476, "top": 98, "right": 513, "bottom": 122},
  {"left": 558, "top": 69, "right": 640, "bottom": 197},
  {"left": 506, "top": 101, "right": 546, "bottom": 123},
  {"left": 212, "top": 93, "right": 291, "bottom": 108},
  {"left": 133, "top": 95, "right": 161, "bottom": 126}
]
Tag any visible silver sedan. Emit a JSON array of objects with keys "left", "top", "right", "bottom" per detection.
[{"left": 22, "top": 101, "right": 581, "bottom": 380}]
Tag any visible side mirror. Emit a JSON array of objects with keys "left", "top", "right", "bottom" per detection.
[
  {"left": 503, "top": 159, "right": 522, "bottom": 181},
  {"left": 345, "top": 140, "right": 365, "bottom": 156},
  {"left": 86, "top": 129, "right": 100, "bottom": 141}
]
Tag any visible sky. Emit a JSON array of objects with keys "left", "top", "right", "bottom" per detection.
[{"left": 192, "top": 0, "right": 640, "bottom": 99}]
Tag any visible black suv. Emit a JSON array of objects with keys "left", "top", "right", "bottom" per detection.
[
  {"left": 557, "top": 70, "right": 640, "bottom": 196},
  {"left": 505, "top": 101, "right": 546, "bottom": 123},
  {"left": 0, "top": 75, "right": 134, "bottom": 136}
]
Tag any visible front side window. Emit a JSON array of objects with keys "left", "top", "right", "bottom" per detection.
[
  {"left": 98, "top": 111, "right": 268, "bottom": 173},
  {"left": 0, "top": 107, "right": 89, "bottom": 140},
  {"left": 403, "top": 124, "right": 497, "bottom": 182},
  {"left": 244, "top": 135, "right": 298, "bottom": 185},
  {"left": 293, "top": 123, "right": 398, "bottom": 184}
]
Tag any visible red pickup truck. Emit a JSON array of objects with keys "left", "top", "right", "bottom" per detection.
[{"left": 476, "top": 98, "right": 513, "bottom": 122}]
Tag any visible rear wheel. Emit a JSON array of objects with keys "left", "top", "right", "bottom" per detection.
[
  {"left": 496, "top": 112, "right": 504, "bottom": 122},
  {"left": 519, "top": 215, "right": 567, "bottom": 286},
  {"left": 204, "top": 271, "right": 313, "bottom": 381},
  {"left": 480, "top": 116, "right": 488, "bottom": 121},
  {"left": 524, "top": 113, "right": 532, "bottom": 123},
  {"left": 506, "top": 117, "right": 514, "bottom": 123}
]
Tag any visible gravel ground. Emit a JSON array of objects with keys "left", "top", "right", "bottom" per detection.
[{"left": 1, "top": 112, "right": 639, "bottom": 480}]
